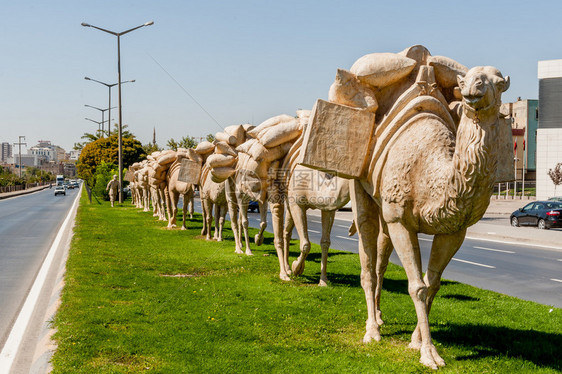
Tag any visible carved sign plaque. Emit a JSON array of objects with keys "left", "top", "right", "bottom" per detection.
[
  {"left": 177, "top": 158, "right": 202, "bottom": 184},
  {"left": 298, "top": 99, "right": 376, "bottom": 179}
]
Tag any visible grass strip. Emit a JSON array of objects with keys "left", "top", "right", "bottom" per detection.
[{"left": 52, "top": 190, "right": 562, "bottom": 373}]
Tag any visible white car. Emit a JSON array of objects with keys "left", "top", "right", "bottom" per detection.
[{"left": 54, "top": 185, "right": 66, "bottom": 196}]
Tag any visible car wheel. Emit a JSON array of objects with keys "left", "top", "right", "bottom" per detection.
[
  {"left": 538, "top": 219, "right": 547, "bottom": 230},
  {"left": 511, "top": 217, "right": 519, "bottom": 227}
]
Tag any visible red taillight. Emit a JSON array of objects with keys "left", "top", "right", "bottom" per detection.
[{"left": 546, "top": 211, "right": 561, "bottom": 216}]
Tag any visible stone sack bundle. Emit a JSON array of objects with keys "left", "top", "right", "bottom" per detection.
[{"left": 237, "top": 111, "right": 308, "bottom": 164}]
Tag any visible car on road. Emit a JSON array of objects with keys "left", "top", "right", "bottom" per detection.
[
  {"left": 549, "top": 196, "right": 562, "bottom": 202},
  {"left": 248, "top": 201, "right": 259, "bottom": 213},
  {"left": 54, "top": 185, "right": 66, "bottom": 196},
  {"left": 510, "top": 200, "right": 562, "bottom": 229}
]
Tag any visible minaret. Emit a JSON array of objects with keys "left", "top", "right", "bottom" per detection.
[{"left": 153, "top": 127, "right": 156, "bottom": 146}]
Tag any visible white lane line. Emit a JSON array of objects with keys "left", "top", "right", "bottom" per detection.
[
  {"left": 336, "top": 235, "right": 358, "bottom": 242},
  {"left": 557, "top": 259, "right": 562, "bottom": 262},
  {"left": 465, "top": 235, "right": 562, "bottom": 250},
  {"left": 451, "top": 258, "right": 496, "bottom": 269},
  {"left": 336, "top": 224, "right": 350, "bottom": 228},
  {"left": 419, "top": 237, "right": 432, "bottom": 242},
  {"left": 308, "top": 229, "right": 321, "bottom": 234},
  {"left": 551, "top": 278, "right": 562, "bottom": 283},
  {"left": 0, "top": 185, "right": 81, "bottom": 373},
  {"left": 473, "top": 246, "right": 515, "bottom": 254}
]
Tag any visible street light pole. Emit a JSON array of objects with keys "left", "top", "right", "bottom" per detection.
[
  {"left": 82, "top": 21, "right": 153, "bottom": 204},
  {"left": 85, "top": 105, "right": 116, "bottom": 137},
  {"left": 13, "top": 136, "right": 26, "bottom": 179},
  {"left": 84, "top": 77, "right": 134, "bottom": 137},
  {"left": 85, "top": 118, "right": 111, "bottom": 137}
]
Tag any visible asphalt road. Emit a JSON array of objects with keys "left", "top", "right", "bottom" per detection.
[
  {"left": 0, "top": 187, "right": 79, "bottom": 348},
  {"left": 189, "top": 198, "right": 561, "bottom": 308}
]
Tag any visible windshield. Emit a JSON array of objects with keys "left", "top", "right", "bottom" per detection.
[{"left": 545, "top": 202, "right": 562, "bottom": 209}]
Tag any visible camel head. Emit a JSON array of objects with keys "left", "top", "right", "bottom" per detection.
[{"left": 457, "top": 66, "right": 509, "bottom": 113}]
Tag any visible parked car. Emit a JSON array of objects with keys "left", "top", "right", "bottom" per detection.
[
  {"left": 54, "top": 185, "right": 66, "bottom": 196},
  {"left": 548, "top": 196, "right": 562, "bottom": 202},
  {"left": 510, "top": 201, "right": 562, "bottom": 229},
  {"left": 248, "top": 201, "right": 259, "bottom": 213}
]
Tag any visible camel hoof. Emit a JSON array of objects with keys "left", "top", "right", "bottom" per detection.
[
  {"left": 216, "top": 237, "right": 223, "bottom": 242},
  {"left": 291, "top": 260, "right": 305, "bottom": 276},
  {"left": 318, "top": 279, "right": 328, "bottom": 287},
  {"left": 254, "top": 234, "right": 264, "bottom": 246},
  {"left": 245, "top": 249, "right": 254, "bottom": 256},
  {"left": 279, "top": 273, "right": 291, "bottom": 281},
  {"left": 419, "top": 344, "right": 445, "bottom": 369},
  {"left": 363, "top": 329, "right": 381, "bottom": 343},
  {"left": 235, "top": 249, "right": 244, "bottom": 254},
  {"left": 408, "top": 341, "right": 422, "bottom": 350},
  {"left": 181, "top": 226, "right": 186, "bottom": 231}
]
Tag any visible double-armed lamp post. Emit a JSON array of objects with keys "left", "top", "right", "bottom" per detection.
[
  {"left": 84, "top": 104, "right": 116, "bottom": 137},
  {"left": 85, "top": 117, "right": 111, "bottom": 137},
  {"left": 82, "top": 21, "right": 153, "bottom": 203},
  {"left": 84, "top": 77, "right": 135, "bottom": 137}
]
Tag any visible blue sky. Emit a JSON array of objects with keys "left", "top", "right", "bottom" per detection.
[{"left": 1, "top": 0, "right": 560, "bottom": 152}]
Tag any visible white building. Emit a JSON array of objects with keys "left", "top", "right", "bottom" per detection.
[
  {"left": 1, "top": 142, "right": 12, "bottom": 162},
  {"left": 537, "top": 60, "right": 562, "bottom": 199}
]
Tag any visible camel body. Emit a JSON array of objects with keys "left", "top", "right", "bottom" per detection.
[{"left": 350, "top": 62, "right": 509, "bottom": 369}]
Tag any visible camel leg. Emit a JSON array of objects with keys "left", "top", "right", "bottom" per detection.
[
  {"left": 228, "top": 199, "right": 243, "bottom": 253},
  {"left": 385, "top": 220, "right": 444, "bottom": 369},
  {"left": 213, "top": 204, "right": 220, "bottom": 241},
  {"left": 375, "top": 220, "right": 393, "bottom": 326},
  {"left": 289, "top": 201, "right": 310, "bottom": 277},
  {"left": 350, "top": 180, "right": 381, "bottom": 343},
  {"left": 255, "top": 201, "right": 268, "bottom": 246},
  {"left": 188, "top": 193, "right": 194, "bottom": 219},
  {"left": 202, "top": 199, "right": 213, "bottom": 240},
  {"left": 226, "top": 181, "right": 243, "bottom": 253},
  {"left": 216, "top": 204, "right": 227, "bottom": 242},
  {"left": 283, "top": 206, "right": 294, "bottom": 276},
  {"left": 410, "top": 229, "right": 466, "bottom": 350},
  {"left": 271, "top": 201, "right": 290, "bottom": 281},
  {"left": 201, "top": 198, "right": 208, "bottom": 236},
  {"left": 319, "top": 210, "right": 336, "bottom": 287},
  {"left": 180, "top": 192, "right": 191, "bottom": 230},
  {"left": 167, "top": 191, "right": 179, "bottom": 229},
  {"left": 239, "top": 200, "right": 253, "bottom": 255}
]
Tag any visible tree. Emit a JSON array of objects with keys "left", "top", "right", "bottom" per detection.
[
  {"left": 166, "top": 136, "right": 197, "bottom": 151},
  {"left": 206, "top": 133, "right": 215, "bottom": 143},
  {"left": 92, "top": 161, "right": 118, "bottom": 201},
  {"left": 548, "top": 163, "right": 562, "bottom": 196},
  {"left": 143, "top": 142, "right": 161, "bottom": 155},
  {"left": 76, "top": 134, "right": 145, "bottom": 187}
]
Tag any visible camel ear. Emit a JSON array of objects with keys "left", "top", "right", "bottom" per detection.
[
  {"left": 456, "top": 75, "right": 465, "bottom": 90},
  {"left": 500, "top": 75, "right": 510, "bottom": 92}
]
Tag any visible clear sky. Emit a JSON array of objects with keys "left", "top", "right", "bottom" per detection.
[{"left": 1, "top": 0, "right": 560, "bottom": 152}]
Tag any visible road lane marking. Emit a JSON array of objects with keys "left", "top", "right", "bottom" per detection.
[
  {"left": 308, "top": 229, "right": 321, "bottom": 234},
  {"left": 336, "top": 235, "right": 358, "bottom": 241},
  {"left": 473, "top": 246, "right": 515, "bottom": 254},
  {"left": 464, "top": 236, "right": 562, "bottom": 250},
  {"left": 557, "top": 259, "right": 562, "bottom": 262},
  {"left": 551, "top": 278, "right": 562, "bottom": 283},
  {"left": 419, "top": 237, "right": 433, "bottom": 242},
  {"left": 336, "top": 224, "right": 350, "bottom": 228},
  {"left": 0, "top": 185, "right": 82, "bottom": 372},
  {"left": 451, "top": 258, "right": 496, "bottom": 269}
]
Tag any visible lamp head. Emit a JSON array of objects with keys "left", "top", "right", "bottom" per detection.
[
  {"left": 144, "top": 21, "right": 154, "bottom": 26},
  {"left": 81, "top": 22, "right": 91, "bottom": 27},
  {"left": 84, "top": 77, "right": 91, "bottom": 80}
]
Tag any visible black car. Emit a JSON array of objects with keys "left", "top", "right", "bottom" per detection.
[
  {"left": 510, "top": 201, "right": 562, "bottom": 229},
  {"left": 248, "top": 201, "right": 259, "bottom": 213}
]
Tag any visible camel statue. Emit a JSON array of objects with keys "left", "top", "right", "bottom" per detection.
[
  {"left": 165, "top": 148, "right": 201, "bottom": 229},
  {"left": 303, "top": 46, "right": 510, "bottom": 369},
  {"left": 280, "top": 136, "right": 351, "bottom": 286}
]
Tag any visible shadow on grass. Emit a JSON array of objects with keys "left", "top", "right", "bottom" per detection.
[
  {"left": 433, "top": 323, "right": 562, "bottom": 371},
  {"left": 440, "top": 294, "right": 480, "bottom": 302}
]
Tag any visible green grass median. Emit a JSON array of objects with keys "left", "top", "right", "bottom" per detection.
[{"left": 51, "top": 189, "right": 562, "bottom": 373}]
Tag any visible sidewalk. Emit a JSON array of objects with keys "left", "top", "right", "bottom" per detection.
[
  {"left": 0, "top": 185, "right": 49, "bottom": 200},
  {"left": 324, "top": 197, "right": 562, "bottom": 252}
]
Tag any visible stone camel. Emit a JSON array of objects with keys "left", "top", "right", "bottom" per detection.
[
  {"left": 350, "top": 62, "right": 510, "bottom": 369},
  {"left": 281, "top": 136, "right": 351, "bottom": 286},
  {"left": 165, "top": 150, "right": 200, "bottom": 229}
]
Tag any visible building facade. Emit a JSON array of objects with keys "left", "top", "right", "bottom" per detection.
[
  {"left": 1, "top": 142, "right": 12, "bottom": 162},
  {"left": 537, "top": 59, "right": 562, "bottom": 199}
]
